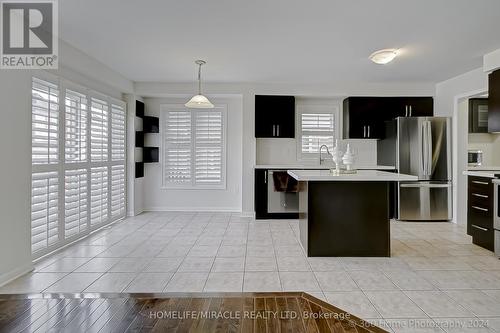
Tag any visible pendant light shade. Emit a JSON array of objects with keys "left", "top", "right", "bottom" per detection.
[{"left": 185, "top": 60, "right": 214, "bottom": 108}]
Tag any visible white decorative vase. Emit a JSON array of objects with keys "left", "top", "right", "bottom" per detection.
[
  {"left": 342, "top": 143, "right": 355, "bottom": 171},
  {"left": 331, "top": 139, "right": 343, "bottom": 174}
]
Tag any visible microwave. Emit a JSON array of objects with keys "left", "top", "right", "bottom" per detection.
[{"left": 468, "top": 150, "right": 483, "bottom": 166}]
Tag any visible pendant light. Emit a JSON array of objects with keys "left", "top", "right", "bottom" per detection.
[{"left": 185, "top": 60, "right": 214, "bottom": 108}]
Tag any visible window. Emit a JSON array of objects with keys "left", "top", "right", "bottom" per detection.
[
  {"left": 65, "top": 90, "right": 87, "bottom": 163},
  {"left": 31, "top": 171, "right": 59, "bottom": 253},
  {"left": 30, "top": 76, "right": 126, "bottom": 258},
  {"left": 297, "top": 104, "right": 338, "bottom": 159},
  {"left": 90, "top": 97, "right": 109, "bottom": 162},
  {"left": 32, "top": 78, "right": 59, "bottom": 165},
  {"left": 162, "top": 105, "right": 226, "bottom": 189}
]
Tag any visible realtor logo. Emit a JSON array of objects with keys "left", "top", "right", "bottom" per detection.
[{"left": 1, "top": 0, "right": 58, "bottom": 69}]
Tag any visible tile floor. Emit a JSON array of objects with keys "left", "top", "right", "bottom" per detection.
[{"left": 1, "top": 212, "right": 500, "bottom": 332}]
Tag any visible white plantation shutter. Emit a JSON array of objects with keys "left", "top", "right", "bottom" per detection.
[
  {"left": 31, "top": 76, "right": 126, "bottom": 258},
  {"left": 299, "top": 107, "right": 336, "bottom": 156},
  {"left": 65, "top": 89, "right": 88, "bottom": 163},
  {"left": 111, "top": 165, "right": 125, "bottom": 217},
  {"left": 31, "top": 172, "right": 59, "bottom": 253},
  {"left": 90, "top": 97, "right": 109, "bottom": 162},
  {"left": 64, "top": 169, "right": 88, "bottom": 238},
  {"left": 111, "top": 103, "right": 126, "bottom": 161},
  {"left": 90, "top": 167, "right": 108, "bottom": 226},
  {"left": 164, "top": 110, "right": 192, "bottom": 184},
  {"left": 32, "top": 78, "right": 59, "bottom": 165},
  {"left": 162, "top": 105, "right": 226, "bottom": 188},
  {"left": 194, "top": 110, "right": 223, "bottom": 185}
]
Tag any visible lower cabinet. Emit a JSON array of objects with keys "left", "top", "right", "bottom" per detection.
[
  {"left": 467, "top": 176, "right": 494, "bottom": 251},
  {"left": 255, "top": 169, "right": 299, "bottom": 219}
]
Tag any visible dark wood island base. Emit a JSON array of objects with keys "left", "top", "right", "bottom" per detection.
[{"left": 299, "top": 181, "right": 391, "bottom": 257}]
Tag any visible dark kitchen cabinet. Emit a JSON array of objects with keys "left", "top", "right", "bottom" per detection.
[
  {"left": 343, "top": 97, "right": 433, "bottom": 139},
  {"left": 394, "top": 97, "right": 433, "bottom": 117},
  {"left": 469, "top": 98, "right": 489, "bottom": 133},
  {"left": 255, "top": 95, "right": 295, "bottom": 138},
  {"left": 467, "top": 176, "right": 494, "bottom": 251},
  {"left": 489, "top": 69, "right": 500, "bottom": 133},
  {"left": 254, "top": 169, "right": 298, "bottom": 219}
]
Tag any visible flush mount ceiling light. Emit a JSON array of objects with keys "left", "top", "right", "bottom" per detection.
[
  {"left": 369, "top": 49, "right": 399, "bottom": 65},
  {"left": 185, "top": 60, "right": 214, "bottom": 109}
]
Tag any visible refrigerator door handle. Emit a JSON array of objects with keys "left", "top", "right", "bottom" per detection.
[
  {"left": 421, "top": 122, "right": 427, "bottom": 176},
  {"left": 426, "top": 121, "right": 433, "bottom": 176}
]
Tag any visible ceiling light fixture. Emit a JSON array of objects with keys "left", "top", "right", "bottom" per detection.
[
  {"left": 185, "top": 60, "right": 214, "bottom": 108},
  {"left": 369, "top": 49, "right": 399, "bottom": 65}
]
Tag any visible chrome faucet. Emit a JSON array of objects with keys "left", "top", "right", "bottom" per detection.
[{"left": 319, "top": 145, "right": 331, "bottom": 165}]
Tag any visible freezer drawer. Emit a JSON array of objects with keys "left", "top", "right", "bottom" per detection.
[{"left": 398, "top": 182, "right": 452, "bottom": 221}]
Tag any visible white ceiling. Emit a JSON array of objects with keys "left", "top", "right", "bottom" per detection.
[{"left": 59, "top": 0, "right": 500, "bottom": 84}]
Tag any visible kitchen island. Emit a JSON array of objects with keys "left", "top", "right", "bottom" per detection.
[{"left": 288, "top": 170, "right": 418, "bottom": 257}]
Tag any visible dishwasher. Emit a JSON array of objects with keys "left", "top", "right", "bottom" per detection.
[{"left": 267, "top": 170, "right": 299, "bottom": 214}]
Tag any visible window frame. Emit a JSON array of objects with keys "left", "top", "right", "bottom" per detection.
[
  {"left": 295, "top": 103, "right": 340, "bottom": 161},
  {"left": 161, "top": 104, "right": 227, "bottom": 190}
]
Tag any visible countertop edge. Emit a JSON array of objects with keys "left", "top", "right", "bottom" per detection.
[
  {"left": 463, "top": 170, "right": 500, "bottom": 179},
  {"left": 287, "top": 170, "right": 418, "bottom": 182},
  {"left": 254, "top": 165, "right": 396, "bottom": 170}
]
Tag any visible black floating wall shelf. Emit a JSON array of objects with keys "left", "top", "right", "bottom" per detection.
[
  {"left": 136, "top": 100, "right": 145, "bottom": 118},
  {"left": 135, "top": 162, "right": 144, "bottom": 178},
  {"left": 135, "top": 100, "right": 159, "bottom": 178},
  {"left": 135, "top": 131, "right": 144, "bottom": 148},
  {"left": 143, "top": 147, "right": 159, "bottom": 163},
  {"left": 143, "top": 116, "right": 159, "bottom": 133}
]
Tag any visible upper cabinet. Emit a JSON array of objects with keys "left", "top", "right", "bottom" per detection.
[
  {"left": 255, "top": 95, "right": 295, "bottom": 138},
  {"left": 469, "top": 98, "right": 489, "bottom": 133},
  {"left": 343, "top": 97, "right": 433, "bottom": 139},
  {"left": 488, "top": 69, "right": 500, "bottom": 133}
]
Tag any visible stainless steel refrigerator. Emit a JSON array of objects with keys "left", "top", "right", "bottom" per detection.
[{"left": 378, "top": 117, "right": 452, "bottom": 221}]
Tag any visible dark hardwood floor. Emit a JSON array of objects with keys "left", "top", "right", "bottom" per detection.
[{"left": 0, "top": 292, "right": 387, "bottom": 332}]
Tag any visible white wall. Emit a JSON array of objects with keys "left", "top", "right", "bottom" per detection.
[
  {"left": 0, "top": 70, "right": 34, "bottom": 285},
  {"left": 435, "top": 68, "right": 488, "bottom": 224},
  {"left": 0, "top": 39, "right": 133, "bottom": 286},
  {"left": 468, "top": 133, "right": 500, "bottom": 166},
  {"left": 484, "top": 48, "right": 500, "bottom": 73},
  {"left": 142, "top": 96, "right": 243, "bottom": 212}
]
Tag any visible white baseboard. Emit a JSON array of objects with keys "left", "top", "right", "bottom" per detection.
[
  {"left": 144, "top": 206, "right": 241, "bottom": 213},
  {"left": 0, "top": 262, "right": 34, "bottom": 288},
  {"left": 240, "top": 211, "right": 255, "bottom": 218}
]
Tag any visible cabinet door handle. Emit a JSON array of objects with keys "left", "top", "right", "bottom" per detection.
[
  {"left": 272, "top": 125, "right": 276, "bottom": 137},
  {"left": 405, "top": 105, "right": 408, "bottom": 117},
  {"left": 472, "top": 180, "right": 489, "bottom": 185},
  {"left": 277, "top": 125, "right": 280, "bottom": 137},
  {"left": 471, "top": 224, "right": 488, "bottom": 232},
  {"left": 367, "top": 125, "right": 371, "bottom": 138},
  {"left": 363, "top": 126, "right": 366, "bottom": 138},
  {"left": 472, "top": 206, "right": 488, "bottom": 212},
  {"left": 264, "top": 170, "right": 267, "bottom": 183},
  {"left": 472, "top": 193, "right": 489, "bottom": 199},
  {"left": 409, "top": 105, "right": 412, "bottom": 117}
]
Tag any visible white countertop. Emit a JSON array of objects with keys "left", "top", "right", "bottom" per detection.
[
  {"left": 463, "top": 170, "right": 500, "bottom": 178},
  {"left": 254, "top": 164, "right": 396, "bottom": 170},
  {"left": 287, "top": 169, "right": 418, "bottom": 182},
  {"left": 467, "top": 166, "right": 500, "bottom": 171}
]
